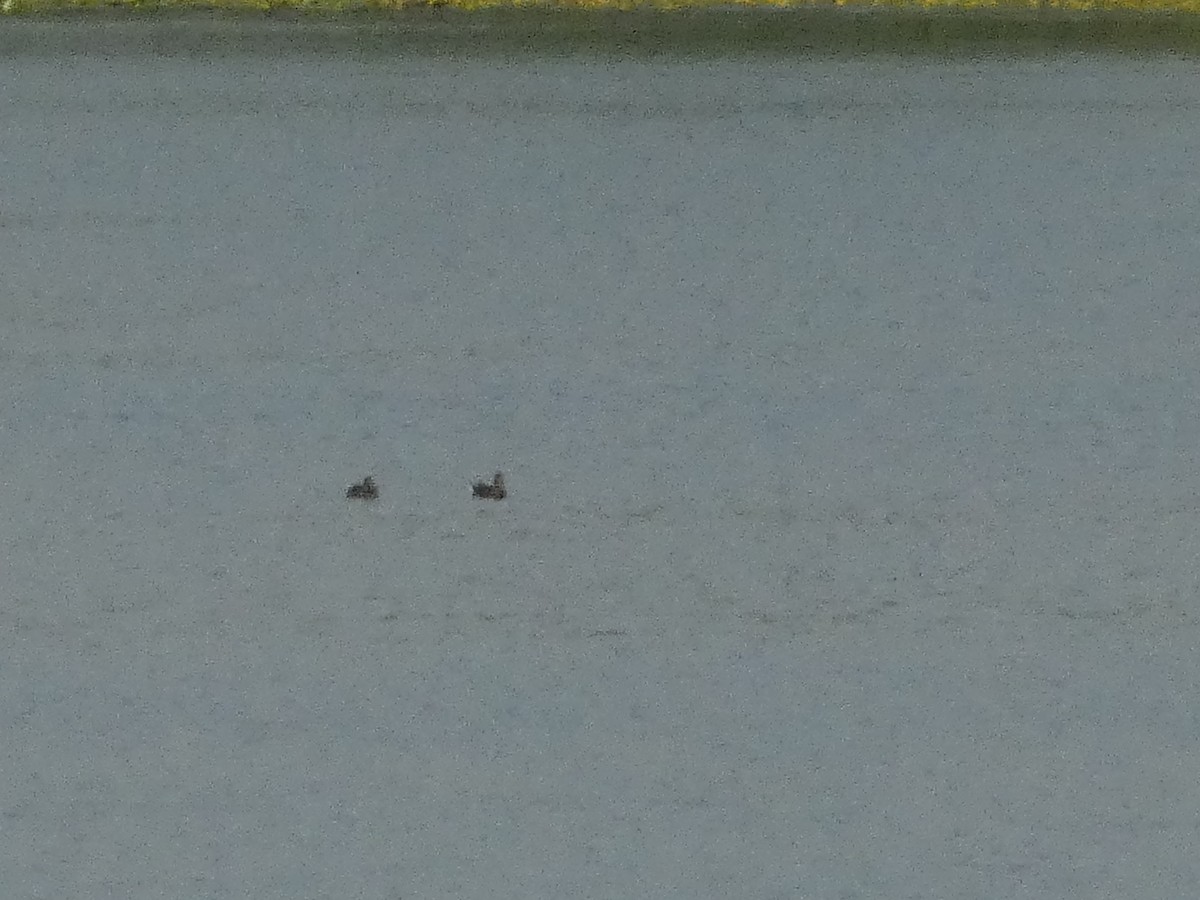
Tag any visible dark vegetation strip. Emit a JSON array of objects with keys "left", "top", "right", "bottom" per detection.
[{"left": 5, "top": 7, "right": 1200, "bottom": 57}]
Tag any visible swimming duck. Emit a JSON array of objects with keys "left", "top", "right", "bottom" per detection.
[
  {"left": 346, "top": 475, "right": 379, "bottom": 500},
  {"left": 472, "top": 472, "right": 506, "bottom": 500}
]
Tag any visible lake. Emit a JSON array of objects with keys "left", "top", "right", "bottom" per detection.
[{"left": 4, "top": 18, "right": 1199, "bottom": 898}]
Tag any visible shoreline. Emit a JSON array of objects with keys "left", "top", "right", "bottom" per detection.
[{"left": 5, "top": 6, "right": 1200, "bottom": 55}]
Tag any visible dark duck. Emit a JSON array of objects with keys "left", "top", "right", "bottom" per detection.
[
  {"left": 346, "top": 475, "right": 379, "bottom": 500},
  {"left": 472, "top": 472, "right": 506, "bottom": 501}
]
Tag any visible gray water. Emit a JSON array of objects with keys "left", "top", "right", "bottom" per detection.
[{"left": 4, "top": 24, "right": 1200, "bottom": 899}]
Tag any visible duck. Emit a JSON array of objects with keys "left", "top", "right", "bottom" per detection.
[
  {"left": 346, "top": 475, "right": 379, "bottom": 500},
  {"left": 472, "top": 471, "right": 506, "bottom": 501}
]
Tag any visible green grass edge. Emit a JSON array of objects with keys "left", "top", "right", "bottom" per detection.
[{"left": 7, "top": 1, "right": 1200, "bottom": 57}]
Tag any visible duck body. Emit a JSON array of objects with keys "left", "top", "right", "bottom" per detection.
[
  {"left": 346, "top": 476, "right": 379, "bottom": 500},
  {"left": 472, "top": 472, "right": 506, "bottom": 500}
]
